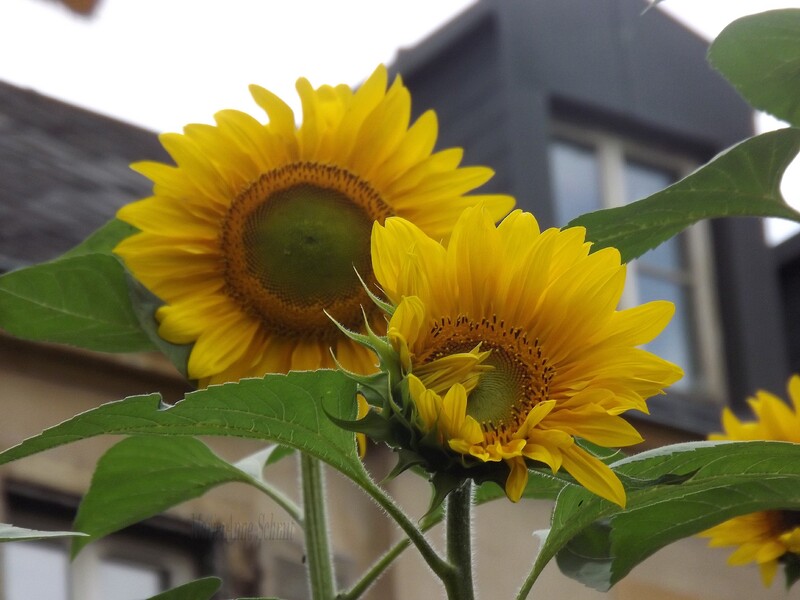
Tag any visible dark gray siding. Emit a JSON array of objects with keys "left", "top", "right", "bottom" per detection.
[
  {"left": 389, "top": 0, "right": 788, "bottom": 431},
  {"left": 393, "top": 10, "right": 513, "bottom": 197}
]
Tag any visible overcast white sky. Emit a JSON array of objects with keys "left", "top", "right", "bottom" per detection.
[{"left": 1, "top": 0, "right": 799, "bottom": 241}]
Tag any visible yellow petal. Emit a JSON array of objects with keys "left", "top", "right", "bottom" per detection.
[
  {"left": 408, "top": 375, "right": 441, "bottom": 432},
  {"left": 440, "top": 384, "right": 468, "bottom": 439},
  {"left": 387, "top": 296, "right": 426, "bottom": 370},
  {"left": 504, "top": 457, "right": 529, "bottom": 502},
  {"left": 759, "top": 560, "right": 779, "bottom": 587},
  {"left": 560, "top": 446, "right": 626, "bottom": 507}
]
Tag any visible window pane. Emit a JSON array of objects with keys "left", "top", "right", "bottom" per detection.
[
  {"left": 99, "top": 559, "right": 163, "bottom": 600},
  {"left": 4, "top": 542, "right": 69, "bottom": 600},
  {"left": 548, "top": 141, "right": 602, "bottom": 226},
  {"left": 624, "top": 160, "right": 684, "bottom": 270},
  {"left": 638, "top": 275, "right": 697, "bottom": 390}
]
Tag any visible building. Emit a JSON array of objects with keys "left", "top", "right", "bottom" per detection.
[
  {"left": 391, "top": 0, "right": 789, "bottom": 434},
  {"left": 1, "top": 0, "right": 798, "bottom": 598}
]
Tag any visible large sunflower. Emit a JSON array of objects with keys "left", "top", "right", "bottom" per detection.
[
  {"left": 701, "top": 375, "right": 800, "bottom": 586},
  {"left": 114, "top": 66, "right": 514, "bottom": 386},
  {"left": 370, "top": 206, "right": 682, "bottom": 506}
]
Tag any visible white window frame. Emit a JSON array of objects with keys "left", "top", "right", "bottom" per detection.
[
  {"left": 1, "top": 525, "right": 197, "bottom": 600},
  {"left": 550, "top": 122, "right": 727, "bottom": 402}
]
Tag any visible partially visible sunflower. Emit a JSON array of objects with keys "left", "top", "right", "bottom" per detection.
[
  {"left": 114, "top": 65, "right": 513, "bottom": 386},
  {"left": 370, "top": 206, "right": 682, "bottom": 506},
  {"left": 700, "top": 375, "right": 800, "bottom": 586}
]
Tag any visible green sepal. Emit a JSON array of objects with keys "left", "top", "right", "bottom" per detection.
[
  {"left": 783, "top": 552, "right": 800, "bottom": 590},
  {"left": 385, "top": 449, "right": 428, "bottom": 480},
  {"left": 327, "top": 308, "right": 404, "bottom": 387},
  {"left": 358, "top": 377, "right": 391, "bottom": 409},
  {"left": 325, "top": 409, "right": 397, "bottom": 445},
  {"left": 426, "top": 471, "right": 467, "bottom": 518},
  {"left": 336, "top": 369, "right": 391, "bottom": 411},
  {"left": 354, "top": 267, "right": 395, "bottom": 316}
]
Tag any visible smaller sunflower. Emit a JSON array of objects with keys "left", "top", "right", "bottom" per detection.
[
  {"left": 700, "top": 375, "right": 800, "bottom": 586},
  {"left": 365, "top": 206, "right": 682, "bottom": 506}
]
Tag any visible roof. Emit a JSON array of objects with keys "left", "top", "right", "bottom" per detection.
[{"left": 0, "top": 81, "right": 168, "bottom": 270}]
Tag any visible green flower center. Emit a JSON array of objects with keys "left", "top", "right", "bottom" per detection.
[
  {"left": 243, "top": 184, "right": 372, "bottom": 306},
  {"left": 466, "top": 346, "right": 535, "bottom": 426},
  {"left": 222, "top": 162, "right": 392, "bottom": 340},
  {"left": 419, "top": 314, "right": 555, "bottom": 440}
]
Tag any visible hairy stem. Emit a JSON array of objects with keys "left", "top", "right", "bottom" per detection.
[
  {"left": 301, "top": 453, "right": 336, "bottom": 599},
  {"left": 444, "top": 481, "right": 475, "bottom": 600}
]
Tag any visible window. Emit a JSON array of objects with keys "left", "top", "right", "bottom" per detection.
[
  {"left": 2, "top": 535, "right": 191, "bottom": 600},
  {"left": 548, "top": 125, "right": 725, "bottom": 401},
  {"left": 2, "top": 487, "right": 200, "bottom": 600},
  {"left": 4, "top": 541, "right": 70, "bottom": 600}
]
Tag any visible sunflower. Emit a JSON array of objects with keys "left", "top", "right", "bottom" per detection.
[
  {"left": 700, "top": 375, "right": 800, "bottom": 586},
  {"left": 114, "top": 66, "right": 514, "bottom": 386},
  {"left": 370, "top": 206, "right": 682, "bottom": 506}
]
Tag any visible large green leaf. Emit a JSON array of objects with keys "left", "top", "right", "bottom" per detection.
[
  {"left": 71, "top": 437, "right": 300, "bottom": 557},
  {"left": 145, "top": 577, "right": 220, "bottom": 600},
  {"left": 530, "top": 441, "right": 800, "bottom": 592},
  {"left": 0, "top": 253, "right": 155, "bottom": 352},
  {"left": 0, "top": 371, "right": 365, "bottom": 483},
  {"left": 569, "top": 128, "right": 800, "bottom": 263},
  {"left": 61, "top": 218, "right": 138, "bottom": 259},
  {"left": 0, "top": 523, "right": 87, "bottom": 542},
  {"left": 709, "top": 9, "right": 800, "bottom": 127}
]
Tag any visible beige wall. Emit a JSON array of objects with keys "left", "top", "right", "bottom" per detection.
[{"left": 2, "top": 334, "right": 799, "bottom": 599}]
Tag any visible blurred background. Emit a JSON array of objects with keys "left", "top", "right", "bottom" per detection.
[{"left": 2, "top": 1, "right": 800, "bottom": 599}]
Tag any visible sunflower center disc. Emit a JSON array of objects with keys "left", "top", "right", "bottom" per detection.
[
  {"left": 222, "top": 162, "right": 393, "bottom": 339},
  {"left": 243, "top": 184, "right": 372, "bottom": 306},
  {"left": 466, "top": 347, "right": 532, "bottom": 426},
  {"left": 418, "top": 314, "right": 555, "bottom": 436}
]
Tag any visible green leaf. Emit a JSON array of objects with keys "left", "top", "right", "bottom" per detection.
[
  {"left": 0, "top": 523, "right": 87, "bottom": 542},
  {"left": 709, "top": 9, "right": 800, "bottom": 127},
  {"left": 125, "top": 272, "right": 192, "bottom": 378},
  {"left": 0, "top": 370, "right": 366, "bottom": 484},
  {"left": 0, "top": 253, "right": 155, "bottom": 352},
  {"left": 145, "top": 577, "right": 220, "bottom": 600},
  {"left": 569, "top": 128, "right": 800, "bottom": 262},
  {"left": 71, "top": 436, "right": 292, "bottom": 557},
  {"left": 533, "top": 441, "right": 800, "bottom": 592},
  {"left": 554, "top": 520, "right": 614, "bottom": 591},
  {"left": 61, "top": 218, "right": 138, "bottom": 259}
]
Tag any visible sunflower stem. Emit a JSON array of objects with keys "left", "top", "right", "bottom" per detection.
[
  {"left": 359, "top": 477, "right": 453, "bottom": 586},
  {"left": 337, "top": 513, "right": 440, "bottom": 599},
  {"left": 301, "top": 453, "right": 336, "bottom": 600},
  {"left": 338, "top": 538, "right": 411, "bottom": 600},
  {"left": 444, "top": 480, "right": 475, "bottom": 600},
  {"left": 516, "top": 560, "right": 539, "bottom": 600}
]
